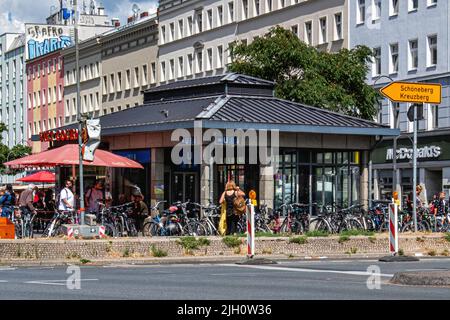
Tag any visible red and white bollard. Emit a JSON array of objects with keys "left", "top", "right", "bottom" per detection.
[
  {"left": 246, "top": 202, "right": 255, "bottom": 258},
  {"left": 389, "top": 202, "right": 399, "bottom": 256}
]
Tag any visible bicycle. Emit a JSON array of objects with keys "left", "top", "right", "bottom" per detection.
[
  {"left": 42, "top": 209, "right": 76, "bottom": 237},
  {"left": 13, "top": 206, "right": 38, "bottom": 239}
]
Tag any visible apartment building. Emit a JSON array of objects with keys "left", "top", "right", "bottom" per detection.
[
  {"left": 0, "top": 33, "right": 27, "bottom": 184},
  {"left": 157, "top": 0, "right": 348, "bottom": 83},
  {"left": 349, "top": 0, "right": 447, "bottom": 202}
]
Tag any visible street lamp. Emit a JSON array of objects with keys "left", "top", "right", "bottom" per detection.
[{"left": 373, "top": 75, "right": 400, "bottom": 206}]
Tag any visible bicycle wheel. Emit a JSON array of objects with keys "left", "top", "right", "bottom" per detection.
[
  {"left": 183, "top": 221, "right": 207, "bottom": 236},
  {"left": 24, "top": 223, "right": 34, "bottom": 238},
  {"left": 313, "top": 218, "right": 331, "bottom": 233},
  {"left": 143, "top": 221, "right": 157, "bottom": 237},
  {"left": 14, "top": 222, "right": 23, "bottom": 239},
  {"left": 340, "top": 218, "right": 364, "bottom": 232},
  {"left": 290, "top": 220, "right": 304, "bottom": 235},
  {"left": 102, "top": 223, "right": 117, "bottom": 237}
]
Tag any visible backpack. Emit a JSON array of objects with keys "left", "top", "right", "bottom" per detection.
[{"left": 233, "top": 192, "right": 247, "bottom": 215}]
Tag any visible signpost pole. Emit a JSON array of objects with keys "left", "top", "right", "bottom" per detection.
[
  {"left": 412, "top": 104, "right": 419, "bottom": 232},
  {"left": 74, "top": 0, "right": 85, "bottom": 225}
]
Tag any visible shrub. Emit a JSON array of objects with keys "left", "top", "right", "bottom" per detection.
[
  {"left": 80, "top": 258, "right": 91, "bottom": 264},
  {"left": 305, "top": 230, "right": 329, "bottom": 237},
  {"left": 289, "top": 236, "right": 308, "bottom": 245},
  {"left": 262, "top": 248, "right": 272, "bottom": 254},
  {"left": 441, "top": 249, "right": 449, "bottom": 257},
  {"left": 368, "top": 236, "right": 376, "bottom": 244},
  {"left": 150, "top": 245, "right": 168, "bottom": 258},
  {"left": 122, "top": 248, "right": 130, "bottom": 257},
  {"left": 223, "top": 236, "right": 242, "bottom": 248},
  {"left": 427, "top": 250, "right": 437, "bottom": 257},
  {"left": 445, "top": 233, "right": 450, "bottom": 243},
  {"left": 338, "top": 235, "right": 350, "bottom": 243},
  {"left": 177, "top": 237, "right": 210, "bottom": 250},
  {"left": 398, "top": 249, "right": 405, "bottom": 256}
]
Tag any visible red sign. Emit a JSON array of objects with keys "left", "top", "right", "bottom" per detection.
[{"left": 39, "top": 129, "right": 79, "bottom": 142}]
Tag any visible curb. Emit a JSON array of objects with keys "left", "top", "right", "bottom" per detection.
[{"left": 390, "top": 270, "right": 450, "bottom": 286}]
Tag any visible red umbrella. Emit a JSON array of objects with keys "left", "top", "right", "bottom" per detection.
[
  {"left": 5, "top": 144, "right": 144, "bottom": 169},
  {"left": 17, "top": 171, "right": 55, "bottom": 183}
]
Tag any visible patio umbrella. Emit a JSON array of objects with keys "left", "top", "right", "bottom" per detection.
[
  {"left": 17, "top": 171, "right": 55, "bottom": 183},
  {"left": 5, "top": 144, "right": 144, "bottom": 169}
]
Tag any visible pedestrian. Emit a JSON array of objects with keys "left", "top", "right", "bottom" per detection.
[
  {"left": 433, "top": 191, "right": 448, "bottom": 217},
  {"left": 58, "top": 180, "right": 75, "bottom": 212},
  {"left": 18, "top": 184, "right": 38, "bottom": 218},
  {"left": 33, "top": 189, "right": 45, "bottom": 210},
  {"left": 105, "top": 186, "right": 113, "bottom": 208},
  {"left": 130, "top": 189, "right": 148, "bottom": 233},
  {"left": 0, "top": 184, "right": 16, "bottom": 219},
  {"left": 219, "top": 180, "right": 246, "bottom": 235},
  {"left": 85, "top": 180, "right": 104, "bottom": 214},
  {"left": 44, "top": 189, "right": 56, "bottom": 212},
  {"left": 416, "top": 185, "right": 425, "bottom": 208}
]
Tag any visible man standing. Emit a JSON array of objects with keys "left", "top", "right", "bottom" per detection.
[
  {"left": 131, "top": 189, "right": 148, "bottom": 233},
  {"left": 85, "top": 180, "right": 104, "bottom": 214},
  {"left": 59, "top": 180, "right": 75, "bottom": 212},
  {"left": 19, "top": 184, "right": 38, "bottom": 216}
]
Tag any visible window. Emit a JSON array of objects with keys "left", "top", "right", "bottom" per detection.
[
  {"left": 254, "top": 0, "right": 260, "bottom": 15},
  {"left": 151, "top": 63, "right": 156, "bottom": 83},
  {"left": 169, "top": 23, "right": 175, "bottom": 41},
  {"left": 304, "top": 21, "right": 312, "bottom": 45},
  {"left": 428, "top": 35, "right": 437, "bottom": 66},
  {"left": 72, "top": 98, "right": 76, "bottom": 115},
  {"left": 134, "top": 67, "right": 140, "bottom": 87},
  {"left": 389, "top": 0, "right": 398, "bottom": 16},
  {"left": 206, "top": 48, "right": 213, "bottom": 71},
  {"left": 242, "top": 0, "right": 249, "bottom": 19},
  {"left": 409, "top": 39, "right": 418, "bottom": 70},
  {"left": 429, "top": 104, "right": 439, "bottom": 129},
  {"left": 228, "top": 2, "right": 235, "bottom": 23},
  {"left": 48, "top": 87, "right": 52, "bottom": 104},
  {"left": 102, "top": 76, "right": 107, "bottom": 94},
  {"left": 169, "top": 59, "right": 175, "bottom": 80},
  {"left": 217, "top": 6, "right": 223, "bottom": 26},
  {"left": 161, "top": 25, "right": 166, "bottom": 44},
  {"left": 178, "top": 57, "right": 184, "bottom": 77},
  {"left": 187, "top": 16, "right": 193, "bottom": 36},
  {"left": 334, "top": 13, "right": 342, "bottom": 40},
  {"left": 319, "top": 17, "right": 327, "bottom": 44},
  {"left": 89, "top": 94, "right": 94, "bottom": 112},
  {"left": 390, "top": 43, "right": 399, "bottom": 73},
  {"left": 207, "top": 9, "right": 213, "bottom": 29},
  {"left": 196, "top": 12, "right": 203, "bottom": 33},
  {"left": 372, "top": 0, "right": 381, "bottom": 21},
  {"left": 196, "top": 51, "right": 203, "bottom": 73},
  {"left": 126, "top": 70, "right": 131, "bottom": 89},
  {"left": 357, "top": 0, "right": 365, "bottom": 24},
  {"left": 110, "top": 74, "right": 115, "bottom": 93},
  {"left": 217, "top": 45, "right": 224, "bottom": 68},
  {"left": 409, "top": 0, "right": 418, "bottom": 11},
  {"left": 187, "top": 54, "right": 193, "bottom": 75},
  {"left": 266, "top": 0, "right": 272, "bottom": 12},
  {"left": 42, "top": 89, "right": 46, "bottom": 105},
  {"left": 427, "top": 0, "right": 437, "bottom": 7},
  {"left": 373, "top": 47, "right": 381, "bottom": 76},
  {"left": 95, "top": 93, "right": 99, "bottom": 110},
  {"left": 178, "top": 19, "right": 184, "bottom": 38},
  {"left": 291, "top": 25, "right": 298, "bottom": 37},
  {"left": 160, "top": 62, "right": 166, "bottom": 82},
  {"left": 142, "top": 65, "right": 148, "bottom": 86},
  {"left": 117, "top": 72, "right": 122, "bottom": 91}
]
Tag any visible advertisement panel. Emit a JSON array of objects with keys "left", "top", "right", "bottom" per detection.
[{"left": 25, "top": 24, "right": 73, "bottom": 60}]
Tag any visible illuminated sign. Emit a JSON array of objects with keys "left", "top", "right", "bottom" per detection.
[
  {"left": 25, "top": 24, "right": 73, "bottom": 60},
  {"left": 40, "top": 129, "right": 79, "bottom": 142}
]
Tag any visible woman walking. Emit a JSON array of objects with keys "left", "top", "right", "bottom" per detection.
[{"left": 219, "top": 181, "right": 246, "bottom": 235}]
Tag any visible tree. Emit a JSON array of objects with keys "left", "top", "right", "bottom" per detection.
[
  {"left": 0, "top": 123, "right": 31, "bottom": 175},
  {"left": 228, "top": 26, "right": 379, "bottom": 120}
]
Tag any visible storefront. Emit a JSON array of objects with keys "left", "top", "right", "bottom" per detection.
[
  {"left": 95, "top": 73, "right": 398, "bottom": 211},
  {"left": 371, "top": 131, "right": 450, "bottom": 205}
]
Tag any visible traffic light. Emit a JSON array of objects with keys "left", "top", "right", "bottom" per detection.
[{"left": 82, "top": 119, "right": 101, "bottom": 161}]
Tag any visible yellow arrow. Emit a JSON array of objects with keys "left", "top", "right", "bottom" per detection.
[{"left": 380, "top": 81, "right": 442, "bottom": 104}]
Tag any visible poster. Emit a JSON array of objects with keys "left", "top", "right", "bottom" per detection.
[{"left": 25, "top": 24, "right": 73, "bottom": 60}]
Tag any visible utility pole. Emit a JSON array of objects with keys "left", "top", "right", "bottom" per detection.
[{"left": 74, "top": 0, "right": 85, "bottom": 225}]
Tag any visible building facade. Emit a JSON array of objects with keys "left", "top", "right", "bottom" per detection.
[
  {"left": 0, "top": 33, "right": 27, "bottom": 184},
  {"left": 157, "top": 0, "right": 348, "bottom": 83},
  {"left": 350, "top": 0, "right": 448, "bottom": 203}
]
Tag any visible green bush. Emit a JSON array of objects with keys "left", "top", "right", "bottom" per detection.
[
  {"left": 289, "top": 236, "right": 308, "bottom": 245},
  {"left": 338, "top": 235, "right": 350, "bottom": 243},
  {"left": 445, "top": 233, "right": 450, "bottom": 242},
  {"left": 150, "top": 245, "right": 168, "bottom": 257},
  {"left": 223, "top": 236, "right": 242, "bottom": 248},
  {"left": 305, "top": 230, "right": 330, "bottom": 237},
  {"left": 80, "top": 258, "right": 91, "bottom": 264},
  {"left": 177, "top": 237, "right": 210, "bottom": 250},
  {"left": 398, "top": 249, "right": 405, "bottom": 256}
]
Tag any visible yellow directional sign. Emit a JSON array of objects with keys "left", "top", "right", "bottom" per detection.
[{"left": 380, "top": 81, "right": 442, "bottom": 104}]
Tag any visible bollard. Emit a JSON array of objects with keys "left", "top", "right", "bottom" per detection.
[
  {"left": 246, "top": 202, "right": 255, "bottom": 258},
  {"left": 389, "top": 202, "right": 399, "bottom": 256}
]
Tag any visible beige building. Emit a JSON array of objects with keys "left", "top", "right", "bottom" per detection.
[
  {"left": 101, "top": 15, "right": 159, "bottom": 115},
  {"left": 157, "top": 0, "right": 348, "bottom": 83}
]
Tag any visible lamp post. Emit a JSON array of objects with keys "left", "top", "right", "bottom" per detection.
[{"left": 373, "top": 75, "right": 400, "bottom": 206}]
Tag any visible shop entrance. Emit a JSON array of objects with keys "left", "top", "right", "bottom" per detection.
[{"left": 172, "top": 172, "right": 199, "bottom": 203}]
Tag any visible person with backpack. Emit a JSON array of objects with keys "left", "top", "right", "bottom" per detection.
[
  {"left": 0, "top": 184, "right": 16, "bottom": 219},
  {"left": 58, "top": 180, "right": 75, "bottom": 212},
  {"left": 219, "top": 180, "right": 246, "bottom": 235}
]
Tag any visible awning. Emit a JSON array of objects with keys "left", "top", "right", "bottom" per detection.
[{"left": 5, "top": 144, "right": 144, "bottom": 169}]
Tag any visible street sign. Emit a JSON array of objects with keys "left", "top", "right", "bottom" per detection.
[
  {"left": 407, "top": 104, "right": 424, "bottom": 122},
  {"left": 380, "top": 81, "right": 442, "bottom": 104}
]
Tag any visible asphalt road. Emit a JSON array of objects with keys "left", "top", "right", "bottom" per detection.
[{"left": 0, "top": 258, "right": 450, "bottom": 300}]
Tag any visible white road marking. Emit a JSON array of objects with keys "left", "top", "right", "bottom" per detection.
[
  {"left": 0, "top": 268, "right": 16, "bottom": 271},
  {"left": 220, "top": 264, "right": 394, "bottom": 277},
  {"left": 25, "top": 279, "right": 99, "bottom": 286},
  {"left": 0, "top": 280, "right": 8, "bottom": 283}
]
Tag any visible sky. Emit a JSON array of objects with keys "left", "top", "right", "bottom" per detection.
[{"left": 0, "top": 0, "right": 158, "bottom": 35}]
